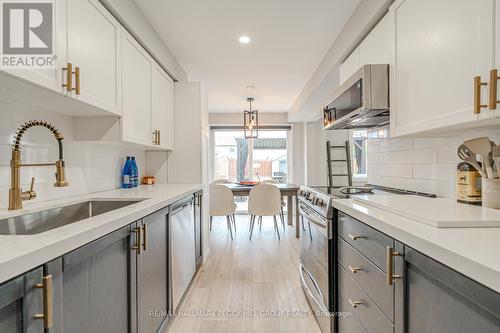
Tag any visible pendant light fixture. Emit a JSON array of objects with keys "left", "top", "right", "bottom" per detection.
[{"left": 244, "top": 97, "right": 258, "bottom": 139}]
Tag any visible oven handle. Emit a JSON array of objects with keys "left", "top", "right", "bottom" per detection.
[
  {"left": 300, "top": 264, "right": 328, "bottom": 313},
  {"left": 299, "top": 205, "right": 331, "bottom": 239}
]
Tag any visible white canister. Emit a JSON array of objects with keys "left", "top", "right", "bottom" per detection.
[{"left": 482, "top": 178, "right": 500, "bottom": 209}]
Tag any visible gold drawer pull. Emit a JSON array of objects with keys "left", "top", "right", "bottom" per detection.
[
  {"left": 348, "top": 299, "right": 364, "bottom": 309},
  {"left": 348, "top": 234, "right": 365, "bottom": 241},
  {"left": 35, "top": 275, "right": 53, "bottom": 328},
  {"left": 348, "top": 265, "right": 363, "bottom": 274},
  {"left": 489, "top": 69, "right": 500, "bottom": 110},
  {"left": 131, "top": 226, "right": 142, "bottom": 255},
  {"left": 474, "top": 76, "right": 487, "bottom": 114},
  {"left": 74, "top": 66, "right": 80, "bottom": 95},
  {"left": 386, "top": 247, "right": 403, "bottom": 286},
  {"left": 142, "top": 223, "right": 147, "bottom": 251},
  {"left": 62, "top": 63, "right": 73, "bottom": 93}
]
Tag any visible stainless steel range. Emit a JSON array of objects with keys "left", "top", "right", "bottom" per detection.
[
  {"left": 298, "top": 186, "right": 336, "bottom": 333},
  {"left": 298, "top": 184, "right": 436, "bottom": 333}
]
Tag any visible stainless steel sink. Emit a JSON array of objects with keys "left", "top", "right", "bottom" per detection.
[{"left": 0, "top": 199, "right": 144, "bottom": 235}]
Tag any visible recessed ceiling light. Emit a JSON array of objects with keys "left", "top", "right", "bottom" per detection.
[{"left": 239, "top": 36, "right": 251, "bottom": 44}]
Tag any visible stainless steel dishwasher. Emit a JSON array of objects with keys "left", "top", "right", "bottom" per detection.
[{"left": 170, "top": 195, "right": 196, "bottom": 311}]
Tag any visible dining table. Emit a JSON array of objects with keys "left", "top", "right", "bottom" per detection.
[{"left": 222, "top": 183, "right": 301, "bottom": 238}]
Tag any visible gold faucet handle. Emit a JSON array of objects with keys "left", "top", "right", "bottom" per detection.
[
  {"left": 29, "top": 177, "right": 35, "bottom": 192},
  {"left": 21, "top": 177, "right": 37, "bottom": 201}
]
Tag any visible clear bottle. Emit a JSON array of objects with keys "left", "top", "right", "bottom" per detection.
[
  {"left": 122, "top": 156, "right": 132, "bottom": 189},
  {"left": 131, "top": 156, "right": 139, "bottom": 188}
]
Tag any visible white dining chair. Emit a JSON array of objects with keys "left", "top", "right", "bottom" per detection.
[
  {"left": 209, "top": 184, "right": 236, "bottom": 240},
  {"left": 248, "top": 183, "right": 283, "bottom": 240},
  {"left": 261, "top": 179, "right": 286, "bottom": 231}
]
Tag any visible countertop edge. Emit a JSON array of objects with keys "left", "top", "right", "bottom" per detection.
[
  {"left": 0, "top": 184, "right": 204, "bottom": 284},
  {"left": 332, "top": 199, "right": 500, "bottom": 294}
]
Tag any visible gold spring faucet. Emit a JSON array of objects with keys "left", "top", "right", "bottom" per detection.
[{"left": 9, "top": 120, "right": 69, "bottom": 210}]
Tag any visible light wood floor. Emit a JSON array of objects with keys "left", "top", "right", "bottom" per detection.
[{"left": 166, "top": 215, "right": 322, "bottom": 333}]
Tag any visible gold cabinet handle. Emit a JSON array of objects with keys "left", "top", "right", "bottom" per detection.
[
  {"left": 74, "top": 66, "right": 80, "bottom": 95},
  {"left": 348, "top": 265, "right": 363, "bottom": 274},
  {"left": 157, "top": 130, "right": 161, "bottom": 146},
  {"left": 62, "top": 63, "right": 73, "bottom": 93},
  {"left": 142, "top": 223, "right": 147, "bottom": 251},
  {"left": 489, "top": 69, "right": 500, "bottom": 110},
  {"left": 348, "top": 298, "right": 364, "bottom": 309},
  {"left": 386, "top": 247, "right": 402, "bottom": 286},
  {"left": 474, "top": 76, "right": 487, "bottom": 114},
  {"left": 131, "top": 226, "right": 142, "bottom": 255},
  {"left": 348, "top": 234, "right": 365, "bottom": 241},
  {"left": 152, "top": 130, "right": 159, "bottom": 145},
  {"left": 35, "top": 275, "right": 53, "bottom": 328}
]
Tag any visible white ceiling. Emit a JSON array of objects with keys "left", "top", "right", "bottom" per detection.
[{"left": 135, "top": 0, "right": 360, "bottom": 113}]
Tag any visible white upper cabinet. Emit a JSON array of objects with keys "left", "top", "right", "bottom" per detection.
[
  {"left": 0, "top": 0, "right": 67, "bottom": 92},
  {"left": 339, "top": 11, "right": 394, "bottom": 86},
  {"left": 358, "top": 12, "right": 394, "bottom": 68},
  {"left": 339, "top": 48, "right": 360, "bottom": 85},
  {"left": 392, "top": 0, "right": 494, "bottom": 136},
  {"left": 66, "top": 0, "right": 122, "bottom": 115},
  {"left": 487, "top": 0, "right": 500, "bottom": 118},
  {"left": 152, "top": 64, "right": 175, "bottom": 150},
  {"left": 121, "top": 31, "right": 152, "bottom": 146}
]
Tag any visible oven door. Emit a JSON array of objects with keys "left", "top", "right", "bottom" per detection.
[{"left": 299, "top": 203, "right": 332, "bottom": 333}]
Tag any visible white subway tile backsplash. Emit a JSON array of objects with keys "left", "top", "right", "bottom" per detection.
[
  {"left": 379, "top": 138, "right": 413, "bottom": 152},
  {"left": 367, "top": 140, "right": 381, "bottom": 153},
  {"left": 379, "top": 164, "right": 413, "bottom": 178},
  {"left": 437, "top": 145, "right": 459, "bottom": 164},
  {"left": 413, "top": 164, "right": 437, "bottom": 180},
  {"left": 412, "top": 148, "right": 437, "bottom": 164},
  {"left": 367, "top": 128, "right": 500, "bottom": 199}
]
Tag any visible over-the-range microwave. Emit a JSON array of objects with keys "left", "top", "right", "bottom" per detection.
[{"left": 323, "top": 64, "right": 389, "bottom": 130}]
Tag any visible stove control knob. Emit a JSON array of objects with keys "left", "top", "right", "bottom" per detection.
[
  {"left": 306, "top": 192, "right": 312, "bottom": 199},
  {"left": 316, "top": 198, "right": 324, "bottom": 207}
]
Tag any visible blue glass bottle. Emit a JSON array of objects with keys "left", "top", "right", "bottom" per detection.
[
  {"left": 122, "top": 156, "right": 132, "bottom": 188},
  {"left": 131, "top": 156, "right": 139, "bottom": 187}
]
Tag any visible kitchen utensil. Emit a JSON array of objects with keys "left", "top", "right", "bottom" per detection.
[
  {"left": 492, "top": 145, "right": 500, "bottom": 177},
  {"left": 457, "top": 144, "right": 487, "bottom": 178},
  {"left": 482, "top": 178, "right": 500, "bottom": 209},
  {"left": 463, "top": 137, "right": 494, "bottom": 178}
]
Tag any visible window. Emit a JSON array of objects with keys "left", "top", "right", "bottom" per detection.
[
  {"left": 212, "top": 129, "right": 289, "bottom": 183},
  {"left": 351, "top": 130, "right": 367, "bottom": 178}
]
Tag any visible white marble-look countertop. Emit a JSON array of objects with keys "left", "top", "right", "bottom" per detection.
[
  {"left": 333, "top": 198, "right": 500, "bottom": 294},
  {"left": 0, "top": 183, "right": 203, "bottom": 284}
]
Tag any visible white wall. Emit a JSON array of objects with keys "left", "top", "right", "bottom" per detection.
[
  {"left": 367, "top": 127, "right": 500, "bottom": 198},
  {"left": 0, "top": 99, "right": 145, "bottom": 209}
]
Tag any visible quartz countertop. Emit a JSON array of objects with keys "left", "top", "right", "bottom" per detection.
[
  {"left": 333, "top": 198, "right": 500, "bottom": 294},
  {"left": 0, "top": 183, "right": 203, "bottom": 284}
]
